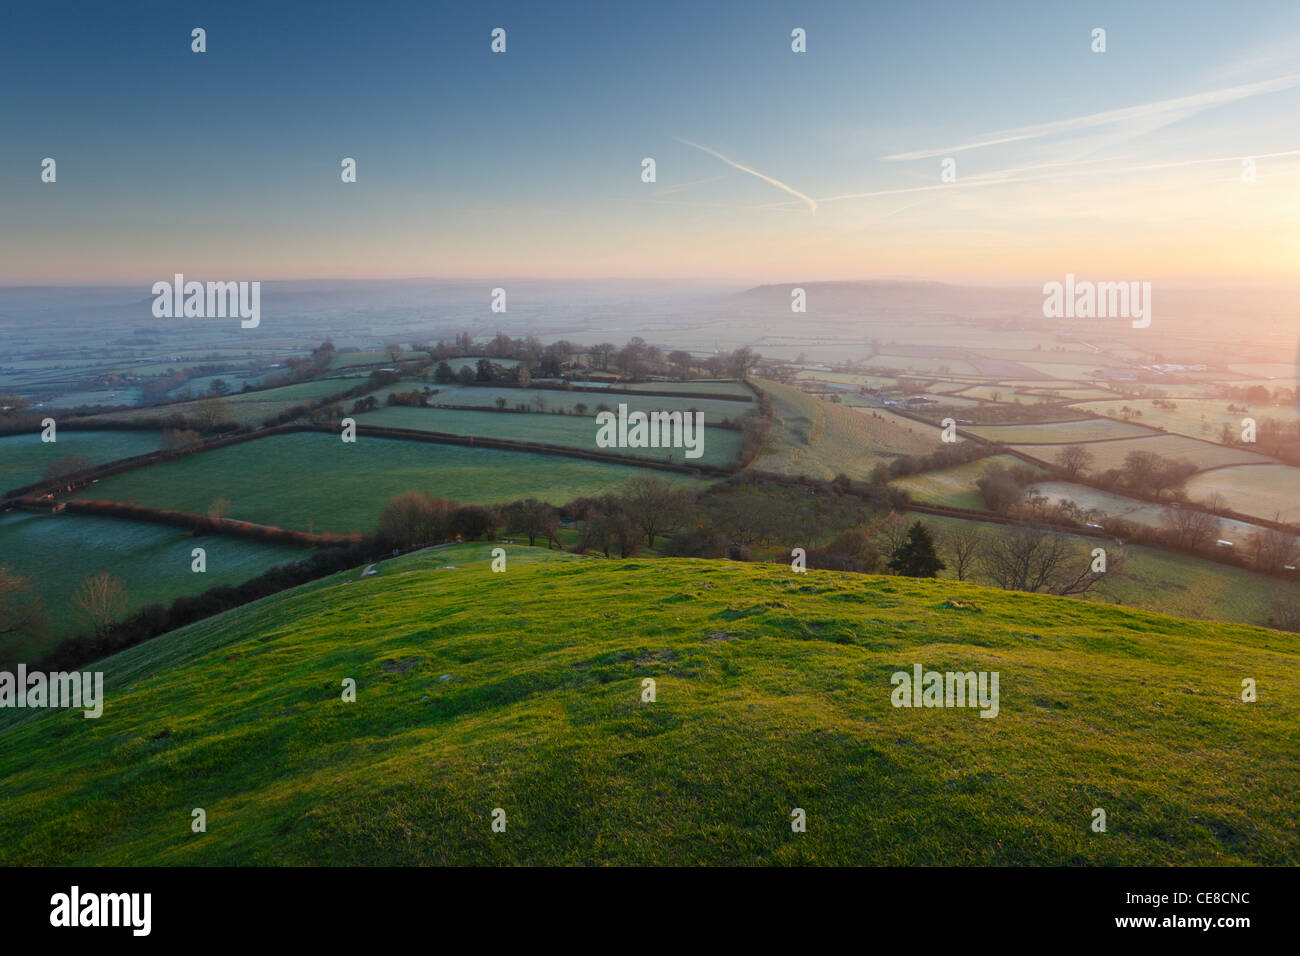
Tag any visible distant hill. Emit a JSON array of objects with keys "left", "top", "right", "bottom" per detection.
[
  {"left": 0, "top": 542, "right": 1295, "bottom": 865},
  {"left": 731, "top": 280, "right": 1038, "bottom": 321}
]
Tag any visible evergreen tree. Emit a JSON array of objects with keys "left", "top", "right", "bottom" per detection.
[{"left": 887, "top": 521, "right": 946, "bottom": 578}]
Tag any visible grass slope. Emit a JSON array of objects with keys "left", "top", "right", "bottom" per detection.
[
  {"left": 0, "top": 511, "right": 306, "bottom": 660},
  {"left": 0, "top": 544, "right": 1294, "bottom": 866},
  {"left": 756, "top": 380, "right": 940, "bottom": 480}
]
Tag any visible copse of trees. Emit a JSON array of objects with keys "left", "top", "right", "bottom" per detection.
[
  {"left": 620, "top": 474, "right": 695, "bottom": 547},
  {"left": 572, "top": 494, "right": 641, "bottom": 558},
  {"left": 975, "top": 463, "right": 1041, "bottom": 513},
  {"left": 806, "top": 527, "right": 882, "bottom": 572},
  {"left": 375, "top": 492, "right": 502, "bottom": 550},
  {"left": 875, "top": 440, "right": 1001, "bottom": 483},
  {"left": 502, "top": 498, "right": 560, "bottom": 548},
  {"left": 1095, "top": 450, "right": 1197, "bottom": 499}
]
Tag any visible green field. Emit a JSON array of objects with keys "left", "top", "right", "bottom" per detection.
[
  {"left": 894, "top": 454, "right": 1045, "bottom": 509},
  {"left": 0, "top": 543, "right": 1294, "bottom": 865},
  {"left": 756, "top": 380, "right": 943, "bottom": 480},
  {"left": 356, "top": 405, "right": 743, "bottom": 467},
  {"left": 0, "top": 429, "right": 165, "bottom": 493},
  {"left": 1011, "top": 434, "right": 1273, "bottom": 473},
  {"left": 621, "top": 380, "right": 755, "bottom": 397},
  {"left": 379, "top": 383, "right": 753, "bottom": 423},
  {"left": 910, "top": 511, "right": 1300, "bottom": 628},
  {"left": 327, "top": 351, "right": 391, "bottom": 369},
  {"left": 71, "top": 432, "right": 710, "bottom": 534},
  {"left": 966, "top": 419, "right": 1155, "bottom": 444},
  {"left": 82, "top": 379, "right": 359, "bottom": 427},
  {"left": 0, "top": 510, "right": 304, "bottom": 661},
  {"left": 1185, "top": 464, "right": 1300, "bottom": 524}
]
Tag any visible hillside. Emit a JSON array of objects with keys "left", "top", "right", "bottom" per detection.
[
  {"left": 0, "top": 543, "right": 1295, "bottom": 866},
  {"left": 755, "top": 379, "right": 940, "bottom": 479}
]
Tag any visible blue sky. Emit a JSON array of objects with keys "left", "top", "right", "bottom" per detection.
[{"left": 3, "top": 0, "right": 1299, "bottom": 283}]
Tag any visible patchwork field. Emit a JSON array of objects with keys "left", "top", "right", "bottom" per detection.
[
  {"left": 1076, "top": 399, "right": 1300, "bottom": 440},
  {"left": 755, "top": 380, "right": 944, "bottom": 480},
  {"left": 355, "top": 405, "right": 744, "bottom": 467},
  {"left": 0, "top": 510, "right": 304, "bottom": 661},
  {"left": 894, "top": 454, "right": 1044, "bottom": 509},
  {"left": 1184, "top": 464, "right": 1300, "bottom": 524},
  {"left": 0, "top": 544, "right": 1295, "bottom": 865},
  {"left": 1010, "top": 434, "right": 1273, "bottom": 472},
  {"left": 966, "top": 419, "right": 1156, "bottom": 444},
  {"left": 69, "top": 432, "right": 710, "bottom": 534},
  {"left": 0, "top": 429, "right": 165, "bottom": 493}
]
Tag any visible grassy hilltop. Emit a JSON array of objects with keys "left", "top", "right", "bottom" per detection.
[{"left": 0, "top": 543, "right": 1295, "bottom": 866}]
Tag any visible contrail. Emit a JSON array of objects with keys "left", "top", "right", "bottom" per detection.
[
  {"left": 675, "top": 136, "right": 817, "bottom": 212},
  {"left": 815, "top": 147, "right": 1300, "bottom": 204},
  {"left": 883, "top": 73, "right": 1300, "bottom": 160}
]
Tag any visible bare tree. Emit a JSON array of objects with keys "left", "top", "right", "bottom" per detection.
[
  {"left": 1162, "top": 505, "right": 1221, "bottom": 551},
  {"left": 1201, "top": 492, "right": 1232, "bottom": 516},
  {"left": 1054, "top": 445, "right": 1094, "bottom": 480},
  {"left": 622, "top": 474, "right": 695, "bottom": 547},
  {"left": 1249, "top": 518, "right": 1297, "bottom": 573},
  {"left": 72, "top": 572, "right": 127, "bottom": 637},
  {"left": 0, "top": 566, "right": 45, "bottom": 641},
  {"left": 503, "top": 498, "right": 557, "bottom": 547},
  {"left": 160, "top": 428, "right": 202, "bottom": 453},
  {"left": 877, "top": 513, "right": 912, "bottom": 560},
  {"left": 191, "top": 394, "right": 231, "bottom": 432},
  {"left": 1270, "top": 594, "right": 1300, "bottom": 632},
  {"left": 42, "top": 455, "right": 93, "bottom": 484},
  {"left": 941, "top": 523, "right": 985, "bottom": 581},
  {"left": 980, "top": 526, "right": 1122, "bottom": 595}
]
